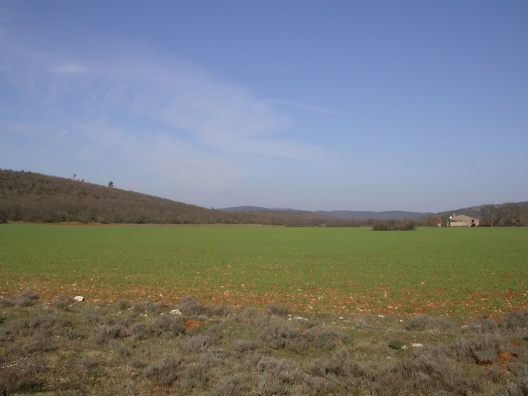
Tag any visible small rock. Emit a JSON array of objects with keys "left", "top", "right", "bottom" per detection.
[
  {"left": 293, "top": 316, "right": 307, "bottom": 321},
  {"left": 411, "top": 343, "right": 424, "bottom": 348},
  {"left": 378, "top": 315, "right": 385, "bottom": 318},
  {"left": 170, "top": 309, "right": 182, "bottom": 315},
  {"left": 73, "top": 296, "right": 84, "bottom": 302}
]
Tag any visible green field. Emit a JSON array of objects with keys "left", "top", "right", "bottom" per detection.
[{"left": 1, "top": 224, "right": 527, "bottom": 316}]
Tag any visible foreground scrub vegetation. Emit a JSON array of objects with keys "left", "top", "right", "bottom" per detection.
[{"left": 1, "top": 291, "right": 527, "bottom": 395}]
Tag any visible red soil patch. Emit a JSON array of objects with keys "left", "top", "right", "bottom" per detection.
[{"left": 184, "top": 319, "right": 202, "bottom": 330}]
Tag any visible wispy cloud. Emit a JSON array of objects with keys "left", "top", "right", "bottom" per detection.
[
  {"left": 109, "top": 63, "right": 340, "bottom": 162},
  {"left": 52, "top": 62, "right": 87, "bottom": 75},
  {"left": 0, "top": 36, "right": 337, "bottom": 163},
  {"left": 267, "top": 99, "right": 354, "bottom": 117}
]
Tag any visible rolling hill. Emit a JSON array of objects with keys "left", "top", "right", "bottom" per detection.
[
  {"left": 0, "top": 169, "right": 355, "bottom": 226},
  {"left": 1, "top": 169, "right": 525, "bottom": 225}
]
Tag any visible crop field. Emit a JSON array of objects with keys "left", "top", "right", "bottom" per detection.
[{"left": 1, "top": 224, "right": 527, "bottom": 317}]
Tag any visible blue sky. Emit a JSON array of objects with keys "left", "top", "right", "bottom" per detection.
[{"left": 1, "top": 1, "right": 527, "bottom": 212}]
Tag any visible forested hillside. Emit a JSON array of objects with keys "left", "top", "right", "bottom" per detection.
[{"left": 0, "top": 170, "right": 358, "bottom": 226}]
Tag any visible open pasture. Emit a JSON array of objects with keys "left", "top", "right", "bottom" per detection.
[{"left": 1, "top": 224, "right": 527, "bottom": 317}]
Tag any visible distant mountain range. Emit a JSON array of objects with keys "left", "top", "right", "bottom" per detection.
[
  {"left": 219, "top": 206, "right": 428, "bottom": 220},
  {"left": 220, "top": 203, "right": 528, "bottom": 221},
  {"left": 314, "top": 210, "right": 433, "bottom": 220},
  {"left": 220, "top": 206, "right": 432, "bottom": 220}
]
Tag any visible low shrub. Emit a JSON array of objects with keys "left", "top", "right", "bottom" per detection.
[
  {"left": 454, "top": 334, "right": 502, "bottom": 365},
  {"left": 55, "top": 294, "right": 74, "bottom": 310},
  {"left": 177, "top": 296, "right": 206, "bottom": 317},
  {"left": 27, "top": 332, "right": 58, "bottom": 354},
  {"left": 305, "top": 328, "right": 350, "bottom": 350},
  {"left": 259, "top": 316, "right": 304, "bottom": 351},
  {"left": 130, "top": 302, "right": 147, "bottom": 314},
  {"left": 254, "top": 372, "right": 288, "bottom": 396},
  {"left": 235, "top": 307, "right": 267, "bottom": 326},
  {"left": 183, "top": 334, "right": 213, "bottom": 354},
  {"left": 116, "top": 299, "right": 131, "bottom": 310},
  {"left": 499, "top": 310, "right": 528, "bottom": 332},
  {"left": 0, "top": 367, "right": 22, "bottom": 396},
  {"left": 212, "top": 373, "right": 253, "bottom": 396},
  {"left": 95, "top": 324, "right": 130, "bottom": 344},
  {"left": 1, "top": 296, "right": 16, "bottom": 307},
  {"left": 132, "top": 315, "right": 185, "bottom": 340},
  {"left": 31, "top": 314, "right": 69, "bottom": 329},
  {"left": 108, "top": 339, "right": 132, "bottom": 357},
  {"left": 181, "top": 362, "right": 210, "bottom": 391},
  {"left": 321, "top": 350, "right": 373, "bottom": 379},
  {"left": 205, "top": 303, "right": 231, "bottom": 317},
  {"left": 233, "top": 339, "right": 258, "bottom": 353},
  {"left": 390, "top": 351, "right": 481, "bottom": 395},
  {"left": 201, "top": 348, "right": 228, "bottom": 369},
  {"left": 497, "top": 378, "right": 528, "bottom": 396},
  {"left": 80, "top": 354, "right": 107, "bottom": 378},
  {"left": 485, "top": 365, "right": 508, "bottom": 384},
  {"left": 294, "top": 374, "right": 334, "bottom": 396},
  {"left": 257, "top": 356, "right": 302, "bottom": 387},
  {"left": 84, "top": 305, "right": 114, "bottom": 326},
  {"left": 0, "top": 366, "right": 45, "bottom": 395},
  {"left": 265, "top": 305, "right": 290, "bottom": 317},
  {"left": 6, "top": 314, "right": 71, "bottom": 341},
  {"left": 144, "top": 354, "right": 183, "bottom": 387},
  {"left": 372, "top": 220, "right": 416, "bottom": 231},
  {"left": 388, "top": 338, "right": 405, "bottom": 350},
  {"left": 405, "top": 315, "right": 454, "bottom": 332},
  {"left": 508, "top": 362, "right": 528, "bottom": 378},
  {"left": 463, "top": 318, "right": 499, "bottom": 333},
  {"left": 16, "top": 290, "right": 39, "bottom": 307},
  {"left": 146, "top": 300, "right": 167, "bottom": 314}
]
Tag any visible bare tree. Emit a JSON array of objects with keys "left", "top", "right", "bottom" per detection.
[{"left": 480, "top": 203, "right": 527, "bottom": 226}]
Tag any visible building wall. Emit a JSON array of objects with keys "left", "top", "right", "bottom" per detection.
[{"left": 449, "top": 216, "right": 479, "bottom": 227}]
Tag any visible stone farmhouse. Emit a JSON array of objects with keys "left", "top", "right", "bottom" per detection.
[{"left": 447, "top": 214, "right": 479, "bottom": 227}]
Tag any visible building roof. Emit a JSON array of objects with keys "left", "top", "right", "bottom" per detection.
[{"left": 450, "top": 214, "right": 478, "bottom": 221}]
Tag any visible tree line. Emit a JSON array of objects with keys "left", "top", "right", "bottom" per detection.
[{"left": 479, "top": 203, "right": 528, "bottom": 227}]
